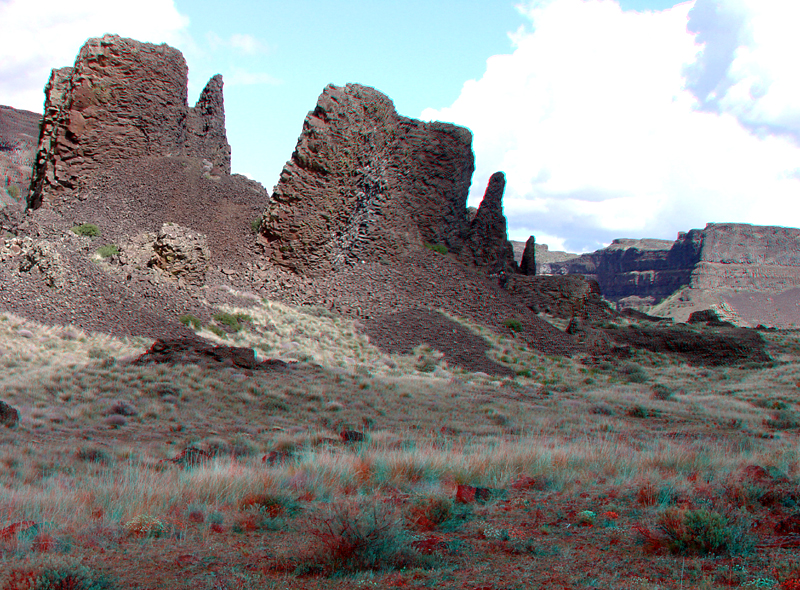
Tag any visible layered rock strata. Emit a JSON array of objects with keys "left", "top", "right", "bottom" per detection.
[
  {"left": 0, "top": 105, "right": 40, "bottom": 207},
  {"left": 539, "top": 223, "right": 800, "bottom": 306},
  {"left": 29, "top": 35, "right": 230, "bottom": 209},
  {"left": 260, "top": 83, "right": 475, "bottom": 274}
]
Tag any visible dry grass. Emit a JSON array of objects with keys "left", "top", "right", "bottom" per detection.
[{"left": 0, "top": 307, "right": 799, "bottom": 588}]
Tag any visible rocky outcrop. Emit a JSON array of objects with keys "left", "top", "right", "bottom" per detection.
[
  {"left": 461, "top": 172, "right": 516, "bottom": 273},
  {"left": 520, "top": 236, "right": 536, "bottom": 276},
  {"left": 148, "top": 223, "right": 210, "bottom": 286},
  {"left": 506, "top": 274, "right": 615, "bottom": 322},
  {"left": 29, "top": 35, "right": 230, "bottom": 209},
  {"left": 0, "top": 105, "right": 40, "bottom": 208},
  {"left": 260, "top": 83, "right": 474, "bottom": 274}
]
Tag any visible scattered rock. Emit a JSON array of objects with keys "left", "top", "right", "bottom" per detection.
[
  {"left": 340, "top": 430, "right": 365, "bottom": 443},
  {"left": 133, "top": 338, "right": 290, "bottom": 371},
  {"left": 0, "top": 400, "right": 20, "bottom": 428},
  {"left": 18, "top": 241, "right": 66, "bottom": 288}
]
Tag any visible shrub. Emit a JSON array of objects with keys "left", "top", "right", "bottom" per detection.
[
  {"left": 656, "top": 508, "right": 752, "bottom": 556},
  {"left": 95, "top": 245, "right": 119, "bottom": 258},
  {"left": 407, "top": 496, "right": 454, "bottom": 530},
  {"left": 6, "top": 185, "right": 20, "bottom": 200},
  {"left": 297, "top": 499, "right": 435, "bottom": 575},
  {"left": 423, "top": 242, "right": 448, "bottom": 255},
  {"left": 123, "top": 515, "right": 166, "bottom": 538},
  {"left": 618, "top": 362, "right": 649, "bottom": 383},
  {"left": 212, "top": 312, "right": 250, "bottom": 332},
  {"left": 503, "top": 318, "right": 523, "bottom": 333},
  {"left": 71, "top": 223, "right": 100, "bottom": 238},
  {"left": 765, "top": 410, "right": 800, "bottom": 430},
  {"left": 651, "top": 383, "right": 675, "bottom": 401},
  {"left": 18, "top": 564, "right": 118, "bottom": 590},
  {"left": 179, "top": 314, "right": 202, "bottom": 330},
  {"left": 250, "top": 217, "right": 262, "bottom": 233}
]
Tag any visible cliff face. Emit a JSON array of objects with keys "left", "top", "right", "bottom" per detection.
[
  {"left": 690, "top": 223, "right": 800, "bottom": 291},
  {"left": 29, "top": 34, "right": 230, "bottom": 209},
  {"left": 260, "top": 83, "right": 476, "bottom": 274},
  {"left": 0, "top": 105, "right": 40, "bottom": 207},
  {"left": 542, "top": 238, "right": 688, "bottom": 302}
]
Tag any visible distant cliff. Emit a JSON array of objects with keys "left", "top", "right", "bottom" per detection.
[{"left": 535, "top": 223, "right": 800, "bottom": 306}]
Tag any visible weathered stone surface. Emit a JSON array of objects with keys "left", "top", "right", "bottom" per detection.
[
  {"left": 29, "top": 35, "right": 230, "bottom": 209},
  {"left": 461, "top": 172, "right": 516, "bottom": 273},
  {"left": 260, "top": 83, "right": 474, "bottom": 274},
  {"left": 149, "top": 223, "right": 210, "bottom": 286},
  {"left": 520, "top": 236, "right": 536, "bottom": 276}
]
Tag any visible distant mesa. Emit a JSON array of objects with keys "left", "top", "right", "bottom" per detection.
[
  {"left": 521, "top": 223, "right": 800, "bottom": 327},
  {"left": 29, "top": 34, "right": 231, "bottom": 209}
]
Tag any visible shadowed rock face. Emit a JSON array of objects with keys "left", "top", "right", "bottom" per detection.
[
  {"left": 462, "top": 171, "right": 517, "bottom": 274},
  {"left": 28, "top": 34, "right": 230, "bottom": 209},
  {"left": 260, "top": 83, "right": 475, "bottom": 274}
]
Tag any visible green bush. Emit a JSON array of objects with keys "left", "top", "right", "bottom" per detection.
[
  {"left": 503, "top": 318, "right": 523, "bottom": 333},
  {"left": 95, "top": 244, "right": 119, "bottom": 258},
  {"left": 423, "top": 242, "right": 448, "bottom": 255},
  {"left": 618, "top": 362, "right": 649, "bottom": 383},
  {"left": 179, "top": 314, "right": 202, "bottom": 330},
  {"left": 657, "top": 508, "right": 753, "bottom": 556},
  {"left": 212, "top": 312, "right": 250, "bottom": 332},
  {"left": 250, "top": 217, "right": 262, "bottom": 233},
  {"left": 71, "top": 223, "right": 100, "bottom": 238},
  {"left": 6, "top": 185, "right": 20, "bottom": 200},
  {"left": 32, "top": 564, "right": 118, "bottom": 590}
]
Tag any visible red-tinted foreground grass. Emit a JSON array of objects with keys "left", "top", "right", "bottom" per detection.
[{"left": 0, "top": 314, "right": 799, "bottom": 589}]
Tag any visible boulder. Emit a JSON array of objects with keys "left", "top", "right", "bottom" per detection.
[
  {"left": 28, "top": 34, "right": 230, "bottom": 209},
  {"left": 0, "top": 400, "right": 20, "bottom": 428},
  {"left": 18, "top": 240, "right": 65, "bottom": 288},
  {"left": 260, "top": 83, "right": 474, "bottom": 274},
  {"left": 148, "top": 223, "right": 210, "bottom": 286}
]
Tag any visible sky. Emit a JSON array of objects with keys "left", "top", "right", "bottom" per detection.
[{"left": 1, "top": 0, "right": 799, "bottom": 253}]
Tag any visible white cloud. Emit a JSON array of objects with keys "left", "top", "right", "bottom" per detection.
[
  {"left": 0, "top": 0, "right": 190, "bottom": 112},
  {"left": 225, "top": 68, "right": 281, "bottom": 87},
  {"left": 204, "top": 32, "right": 268, "bottom": 56},
  {"left": 423, "top": 0, "right": 800, "bottom": 253}
]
